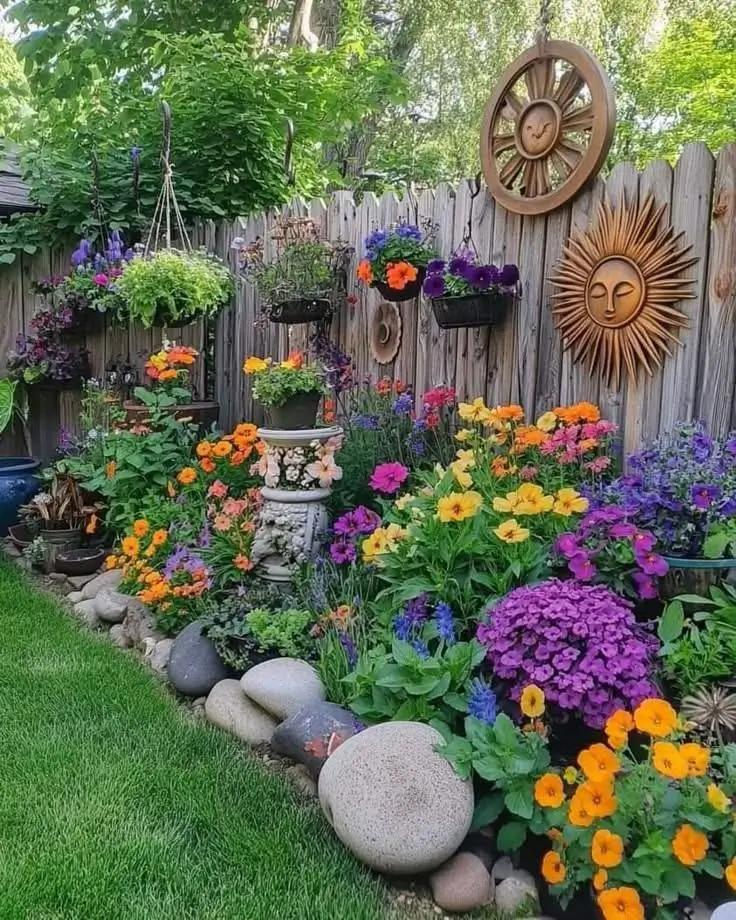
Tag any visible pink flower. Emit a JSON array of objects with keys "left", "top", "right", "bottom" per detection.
[
  {"left": 422, "top": 386, "right": 456, "bottom": 409},
  {"left": 585, "top": 456, "right": 611, "bottom": 474},
  {"left": 569, "top": 553, "right": 596, "bottom": 580},
  {"left": 93, "top": 272, "right": 109, "bottom": 286},
  {"left": 213, "top": 513, "right": 233, "bottom": 532},
  {"left": 305, "top": 455, "right": 343, "bottom": 488},
  {"left": 369, "top": 462, "right": 410, "bottom": 494},
  {"left": 207, "top": 479, "right": 229, "bottom": 499},
  {"left": 519, "top": 465, "right": 538, "bottom": 480},
  {"left": 223, "top": 498, "right": 247, "bottom": 517}
]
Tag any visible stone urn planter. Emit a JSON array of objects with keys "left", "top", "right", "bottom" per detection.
[{"left": 251, "top": 425, "right": 342, "bottom": 583}]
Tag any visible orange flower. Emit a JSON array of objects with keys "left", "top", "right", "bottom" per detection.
[
  {"left": 106, "top": 460, "right": 117, "bottom": 479},
  {"left": 212, "top": 441, "right": 232, "bottom": 458},
  {"left": 133, "top": 519, "right": 149, "bottom": 538},
  {"left": 234, "top": 553, "right": 254, "bottom": 571},
  {"left": 605, "top": 709, "right": 634, "bottom": 749},
  {"left": 578, "top": 437, "right": 599, "bottom": 452},
  {"left": 105, "top": 554, "right": 118, "bottom": 570},
  {"left": 591, "top": 829, "right": 624, "bottom": 868},
  {"left": 196, "top": 441, "right": 213, "bottom": 458},
  {"left": 385, "top": 260, "right": 418, "bottom": 291},
  {"left": 652, "top": 741, "right": 689, "bottom": 780},
  {"left": 593, "top": 869, "right": 608, "bottom": 892},
  {"left": 121, "top": 536, "right": 140, "bottom": 558},
  {"left": 491, "top": 456, "right": 514, "bottom": 478},
  {"left": 513, "top": 426, "right": 548, "bottom": 450},
  {"left": 568, "top": 789, "right": 594, "bottom": 827},
  {"left": 151, "top": 529, "right": 168, "bottom": 548},
  {"left": 672, "top": 824, "right": 708, "bottom": 866},
  {"left": 356, "top": 259, "right": 373, "bottom": 283},
  {"left": 234, "top": 422, "right": 258, "bottom": 441},
  {"left": 633, "top": 699, "right": 677, "bottom": 737},
  {"left": 200, "top": 457, "right": 216, "bottom": 473},
  {"left": 556, "top": 402, "right": 601, "bottom": 425},
  {"left": 85, "top": 513, "right": 98, "bottom": 535},
  {"left": 281, "top": 350, "right": 304, "bottom": 370},
  {"left": 541, "top": 851, "right": 566, "bottom": 884},
  {"left": 177, "top": 467, "right": 197, "bottom": 485},
  {"left": 578, "top": 779, "right": 617, "bottom": 818},
  {"left": 534, "top": 773, "right": 565, "bottom": 808},
  {"left": 726, "top": 858, "right": 736, "bottom": 891},
  {"left": 496, "top": 404, "right": 525, "bottom": 422},
  {"left": 680, "top": 742, "right": 710, "bottom": 777},
  {"left": 578, "top": 744, "right": 620, "bottom": 783},
  {"left": 158, "top": 368, "right": 178, "bottom": 382},
  {"left": 597, "top": 887, "right": 644, "bottom": 920}
]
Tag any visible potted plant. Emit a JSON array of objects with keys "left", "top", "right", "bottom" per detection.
[
  {"left": 0, "top": 378, "right": 41, "bottom": 536},
  {"left": 236, "top": 217, "right": 352, "bottom": 325},
  {"left": 115, "top": 248, "right": 233, "bottom": 328},
  {"left": 55, "top": 233, "right": 132, "bottom": 331},
  {"left": 356, "top": 221, "right": 437, "bottom": 303},
  {"left": 124, "top": 341, "right": 218, "bottom": 431},
  {"left": 422, "top": 249, "right": 520, "bottom": 329},
  {"left": 600, "top": 421, "right": 736, "bottom": 597},
  {"left": 243, "top": 352, "right": 326, "bottom": 429}
]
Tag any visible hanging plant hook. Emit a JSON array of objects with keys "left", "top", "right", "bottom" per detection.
[
  {"left": 284, "top": 119, "right": 296, "bottom": 186},
  {"left": 461, "top": 172, "right": 483, "bottom": 252}
]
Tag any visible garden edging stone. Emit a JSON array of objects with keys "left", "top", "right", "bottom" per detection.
[
  {"left": 240, "top": 658, "right": 325, "bottom": 721},
  {"left": 205, "top": 679, "right": 278, "bottom": 745},
  {"left": 168, "top": 620, "right": 234, "bottom": 697},
  {"left": 80, "top": 568, "right": 123, "bottom": 600}
]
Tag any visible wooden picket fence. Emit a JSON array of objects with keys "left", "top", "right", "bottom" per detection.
[{"left": 0, "top": 141, "right": 734, "bottom": 459}]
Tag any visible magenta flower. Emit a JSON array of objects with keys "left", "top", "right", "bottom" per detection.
[
  {"left": 691, "top": 483, "right": 721, "bottom": 510},
  {"left": 93, "top": 272, "right": 109, "bottom": 286},
  {"left": 330, "top": 541, "right": 357, "bottom": 565},
  {"left": 569, "top": 553, "right": 596, "bottom": 580},
  {"left": 555, "top": 533, "right": 580, "bottom": 559},
  {"left": 632, "top": 571, "right": 658, "bottom": 599},
  {"left": 369, "top": 462, "right": 410, "bottom": 494},
  {"left": 635, "top": 549, "right": 669, "bottom": 577},
  {"left": 632, "top": 531, "right": 656, "bottom": 552},
  {"left": 610, "top": 522, "right": 637, "bottom": 539}
]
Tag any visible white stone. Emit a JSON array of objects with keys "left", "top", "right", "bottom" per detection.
[
  {"left": 205, "top": 679, "right": 278, "bottom": 745},
  {"left": 494, "top": 871, "right": 539, "bottom": 916},
  {"left": 81, "top": 568, "right": 123, "bottom": 600},
  {"left": 148, "top": 638, "right": 174, "bottom": 675},
  {"left": 710, "top": 904, "right": 736, "bottom": 920},
  {"left": 74, "top": 598, "right": 100, "bottom": 629},
  {"left": 94, "top": 587, "right": 129, "bottom": 623},
  {"left": 240, "top": 657, "right": 325, "bottom": 720},
  {"left": 109, "top": 624, "right": 132, "bottom": 648},
  {"left": 67, "top": 590, "right": 84, "bottom": 604},
  {"left": 318, "top": 721, "right": 474, "bottom": 875}
]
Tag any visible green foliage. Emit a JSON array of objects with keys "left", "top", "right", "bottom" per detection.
[
  {"left": 0, "top": 379, "right": 18, "bottom": 436},
  {"left": 251, "top": 363, "right": 326, "bottom": 408},
  {"left": 704, "top": 523, "right": 736, "bottom": 560},
  {"left": 254, "top": 240, "right": 335, "bottom": 306},
  {"left": 0, "top": 38, "right": 30, "bottom": 137},
  {"left": 244, "top": 608, "right": 316, "bottom": 659},
  {"left": 115, "top": 250, "right": 233, "bottom": 328}
]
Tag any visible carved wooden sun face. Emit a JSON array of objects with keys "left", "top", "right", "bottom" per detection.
[{"left": 549, "top": 194, "right": 698, "bottom": 389}]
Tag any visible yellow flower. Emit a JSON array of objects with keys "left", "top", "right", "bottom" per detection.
[
  {"left": 105, "top": 554, "right": 118, "bottom": 570},
  {"left": 394, "top": 493, "right": 414, "bottom": 511},
  {"left": 493, "top": 491, "right": 520, "bottom": 513},
  {"left": 681, "top": 743, "right": 710, "bottom": 777},
  {"left": 450, "top": 460, "right": 473, "bottom": 489},
  {"left": 494, "top": 518, "right": 530, "bottom": 543},
  {"left": 243, "top": 356, "right": 269, "bottom": 374},
  {"left": 726, "top": 857, "right": 736, "bottom": 891},
  {"left": 121, "top": 536, "right": 140, "bottom": 558},
  {"left": 563, "top": 766, "right": 579, "bottom": 785},
  {"left": 536, "top": 411, "right": 558, "bottom": 432},
  {"left": 458, "top": 397, "right": 491, "bottom": 424},
  {"left": 707, "top": 784, "right": 731, "bottom": 814},
  {"left": 105, "top": 460, "right": 117, "bottom": 479},
  {"left": 553, "top": 487, "right": 590, "bottom": 517},
  {"left": 520, "top": 684, "right": 545, "bottom": 718},
  {"left": 436, "top": 491, "right": 483, "bottom": 523},
  {"left": 362, "top": 530, "right": 388, "bottom": 560},
  {"left": 652, "top": 742, "right": 688, "bottom": 780},
  {"left": 133, "top": 519, "right": 149, "bottom": 538},
  {"left": 455, "top": 428, "right": 473, "bottom": 443},
  {"left": 592, "top": 869, "right": 608, "bottom": 892},
  {"left": 455, "top": 449, "right": 475, "bottom": 467},
  {"left": 151, "top": 529, "right": 169, "bottom": 548},
  {"left": 515, "top": 482, "right": 554, "bottom": 515},
  {"left": 383, "top": 523, "right": 407, "bottom": 548}
]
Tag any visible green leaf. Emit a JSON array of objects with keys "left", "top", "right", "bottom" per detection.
[
  {"left": 496, "top": 821, "right": 528, "bottom": 851},
  {"left": 492, "top": 713, "right": 519, "bottom": 749},
  {"left": 0, "top": 379, "right": 17, "bottom": 435},
  {"left": 470, "top": 793, "right": 505, "bottom": 831},
  {"left": 504, "top": 784, "right": 534, "bottom": 820},
  {"left": 658, "top": 601, "right": 685, "bottom": 642}
]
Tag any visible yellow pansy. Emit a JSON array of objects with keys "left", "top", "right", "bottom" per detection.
[
  {"left": 536, "top": 411, "right": 558, "bottom": 432},
  {"left": 437, "top": 490, "right": 483, "bottom": 523},
  {"left": 707, "top": 784, "right": 731, "bottom": 814},
  {"left": 458, "top": 398, "right": 491, "bottom": 424},
  {"left": 450, "top": 460, "right": 473, "bottom": 489},
  {"left": 553, "top": 487, "right": 590, "bottom": 516},
  {"left": 494, "top": 518, "right": 530, "bottom": 543},
  {"left": 515, "top": 483, "right": 555, "bottom": 515},
  {"left": 362, "top": 530, "right": 388, "bottom": 560},
  {"left": 455, "top": 428, "right": 473, "bottom": 443},
  {"left": 493, "top": 491, "right": 520, "bottom": 513},
  {"left": 242, "top": 356, "right": 269, "bottom": 374}
]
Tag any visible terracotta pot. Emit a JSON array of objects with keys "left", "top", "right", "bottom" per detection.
[
  {"left": 269, "top": 297, "right": 332, "bottom": 325},
  {"left": 266, "top": 391, "right": 322, "bottom": 430},
  {"left": 123, "top": 400, "right": 220, "bottom": 433},
  {"left": 371, "top": 267, "right": 426, "bottom": 303},
  {"left": 431, "top": 291, "right": 515, "bottom": 329}
]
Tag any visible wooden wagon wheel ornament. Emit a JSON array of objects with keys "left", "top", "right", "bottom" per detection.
[
  {"left": 370, "top": 302, "right": 402, "bottom": 365},
  {"left": 480, "top": 40, "right": 616, "bottom": 216}
]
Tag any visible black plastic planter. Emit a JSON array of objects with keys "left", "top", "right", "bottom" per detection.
[
  {"left": 371, "top": 267, "right": 426, "bottom": 303},
  {"left": 269, "top": 298, "right": 332, "bottom": 325},
  {"left": 431, "top": 291, "right": 514, "bottom": 329}
]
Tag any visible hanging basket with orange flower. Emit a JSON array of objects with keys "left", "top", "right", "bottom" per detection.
[{"left": 356, "top": 221, "right": 437, "bottom": 304}]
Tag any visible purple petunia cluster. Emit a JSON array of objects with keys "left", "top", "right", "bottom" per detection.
[
  {"left": 329, "top": 505, "right": 382, "bottom": 564},
  {"left": 598, "top": 420, "right": 736, "bottom": 557},
  {"left": 423, "top": 246, "right": 520, "bottom": 299},
  {"left": 477, "top": 578, "right": 658, "bottom": 729},
  {"left": 553, "top": 506, "right": 667, "bottom": 600}
]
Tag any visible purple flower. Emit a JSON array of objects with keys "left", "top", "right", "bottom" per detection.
[
  {"left": 467, "top": 678, "right": 497, "bottom": 725},
  {"left": 426, "top": 258, "right": 446, "bottom": 275},
  {"left": 555, "top": 533, "right": 580, "bottom": 559},
  {"left": 339, "top": 633, "right": 358, "bottom": 668},
  {"left": 635, "top": 549, "right": 668, "bottom": 577},
  {"left": 395, "top": 223, "right": 422, "bottom": 241},
  {"left": 353, "top": 414, "right": 379, "bottom": 430},
  {"left": 472, "top": 266, "right": 494, "bottom": 290},
  {"left": 691, "top": 483, "right": 721, "bottom": 509},
  {"left": 353, "top": 505, "right": 381, "bottom": 534},
  {"left": 393, "top": 614, "right": 412, "bottom": 640},
  {"left": 393, "top": 392, "right": 413, "bottom": 416},
  {"left": 434, "top": 601, "right": 456, "bottom": 644},
  {"left": 330, "top": 540, "right": 357, "bottom": 564},
  {"left": 365, "top": 229, "right": 388, "bottom": 252},
  {"left": 404, "top": 593, "right": 430, "bottom": 626},
  {"left": 333, "top": 511, "right": 359, "bottom": 537},
  {"left": 632, "top": 572, "right": 658, "bottom": 600},
  {"left": 448, "top": 255, "right": 470, "bottom": 278},
  {"left": 569, "top": 554, "right": 597, "bottom": 580},
  {"left": 499, "top": 264, "right": 520, "bottom": 285},
  {"left": 610, "top": 522, "right": 637, "bottom": 539},
  {"left": 423, "top": 273, "right": 446, "bottom": 298}
]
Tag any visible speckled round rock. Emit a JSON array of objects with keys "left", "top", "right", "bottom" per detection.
[
  {"left": 318, "top": 721, "right": 474, "bottom": 874},
  {"left": 430, "top": 851, "right": 493, "bottom": 912},
  {"left": 205, "top": 679, "right": 278, "bottom": 745},
  {"left": 240, "top": 658, "right": 325, "bottom": 721}
]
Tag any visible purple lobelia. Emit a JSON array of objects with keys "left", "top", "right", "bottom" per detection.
[{"left": 477, "top": 578, "right": 658, "bottom": 729}]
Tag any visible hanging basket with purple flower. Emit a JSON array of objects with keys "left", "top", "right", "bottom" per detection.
[{"left": 422, "top": 247, "right": 520, "bottom": 329}]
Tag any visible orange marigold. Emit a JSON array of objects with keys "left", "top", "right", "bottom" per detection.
[
  {"left": 121, "top": 536, "right": 140, "bottom": 558},
  {"left": 672, "top": 824, "right": 709, "bottom": 866},
  {"left": 177, "top": 467, "right": 197, "bottom": 485},
  {"left": 151, "top": 529, "right": 168, "bottom": 547},
  {"left": 196, "top": 441, "right": 213, "bottom": 458},
  {"left": 597, "top": 887, "right": 644, "bottom": 920},
  {"left": 534, "top": 773, "right": 565, "bottom": 808},
  {"left": 591, "top": 829, "right": 624, "bottom": 868},
  {"left": 212, "top": 440, "right": 232, "bottom": 458},
  {"left": 633, "top": 698, "right": 677, "bottom": 738},
  {"left": 541, "top": 851, "right": 566, "bottom": 885},
  {"left": 578, "top": 744, "right": 620, "bottom": 782},
  {"left": 133, "top": 519, "right": 149, "bottom": 538}
]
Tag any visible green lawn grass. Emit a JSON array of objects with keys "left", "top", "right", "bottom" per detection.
[{"left": 0, "top": 562, "right": 394, "bottom": 920}]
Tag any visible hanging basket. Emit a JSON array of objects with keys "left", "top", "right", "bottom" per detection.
[
  {"left": 431, "top": 291, "right": 515, "bottom": 329},
  {"left": 371, "top": 267, "right": 426, "bottom": 303},
  {"left": 269, "top": 297, "right": 332, "bottom": 325}
]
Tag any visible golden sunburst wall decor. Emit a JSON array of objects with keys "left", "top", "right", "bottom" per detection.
[{"left": 549, "top": 194, "right": 698, "bottom": 389}]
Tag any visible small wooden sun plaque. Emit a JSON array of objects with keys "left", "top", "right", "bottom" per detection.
[{"left": 549, "top": 194, "right": 698, "bottom": 389}]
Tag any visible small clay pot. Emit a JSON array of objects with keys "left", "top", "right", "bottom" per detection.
[{"left": 54, "top": 546, "right": 106, "bottom": 576}]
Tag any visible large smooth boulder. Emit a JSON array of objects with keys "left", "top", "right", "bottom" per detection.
[
  {"left": 80, "top": 568, "right": 123, "bottom": 600},
  {"left": 204, "top": 679, "right": 278, "bottom": 745},
  {"left": 318, "top": 721, "right": 474, "bottom": 875},
  {"left": 430, "top": 852, "right": 493, "bottom": 913},
  {"left": 168, "top": 621, "right": 233, "bottom": 697},
  {"left": 240, "top": 658, "right": 325, "bottom": 721},
  {"left": 94, "top": 587, "right": 129, "bottom": 624},
  {"left": 271, "top": 701, "right": 362, "bottom": 778}
]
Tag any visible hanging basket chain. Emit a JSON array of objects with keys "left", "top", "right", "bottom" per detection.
[
  {"left": 460, "top": 172, "right": 483, "bottom": 256},
  {"left": 144, "top": 101, "right": 192, "bottom": 257},
  {"left": 90, "top": 153, "right": 110, "bottom": 248}
]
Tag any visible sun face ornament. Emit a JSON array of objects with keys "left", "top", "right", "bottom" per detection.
[{"left": 549, "top": 194, "right": 698, "bottom": 389}]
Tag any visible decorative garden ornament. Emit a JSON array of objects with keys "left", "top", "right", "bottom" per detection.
[
  {"left": 369, "top": 302, "right": 402, "bottom": 364},
  {"left": 479, "top": 0, "right": 616, "bottom": 216},
  {"left": 549, "top": 194, "right": 697, "bottom": 389}
]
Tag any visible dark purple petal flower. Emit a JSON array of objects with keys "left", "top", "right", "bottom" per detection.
[
  {"left": 472, "top": 266, "right": 494, "bottom": 290},
  {"left": 634, "top": 549, "right": 668, "bottom": 577},
  {"left": 330, "top": 540, "right": 357, "bottom": 564},
  {"left": 632, "top": 571, "right": 658, "bottom": 599},
  {"left": 423, "top": 273, "right": 447, "bottom": 298},
  {"left": 499, "top": 264, "right": 520, "bottom": 285},
  {"left": 448, "top": 256, "right": 470, "bottom": 278},
  {"left": 691, "top": 483, "right": 721, "bottom": 510},
  {"left": 426, "top": 258, "right": 446, "bottom": 275}
]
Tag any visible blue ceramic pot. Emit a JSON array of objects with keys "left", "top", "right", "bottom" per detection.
[{"left": 0, "top": 457, "right": 41, "bottom": 536}]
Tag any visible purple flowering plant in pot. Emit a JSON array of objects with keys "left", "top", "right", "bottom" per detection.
[
  {"left": 599, "top": 420, "right": 736, "bottom": 595},
  {"left": 552, "top": 505, "right": 668, "bottom": 602},
  {"left": 423, "top": 247, "right": 520, "bottom": 329},
  {"left": 476, "top": 578, "right": 659, "bottom": 730},
  {"left": 343, "top": 592, "right": 486, "bottom": 734}
]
